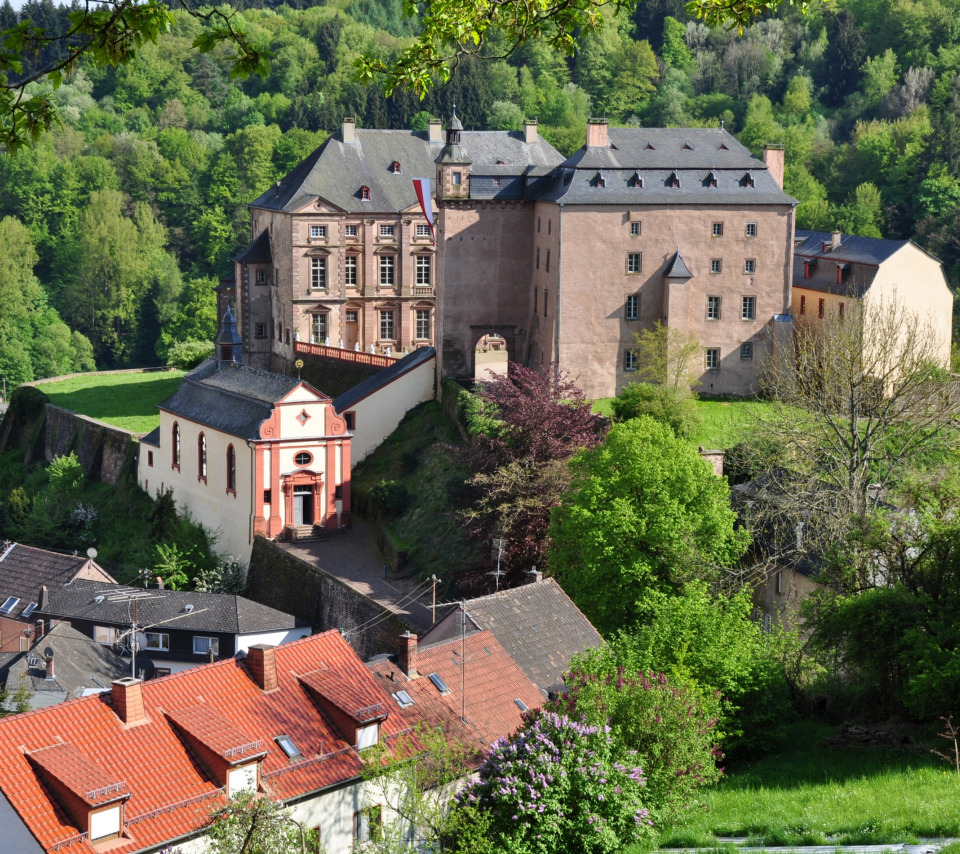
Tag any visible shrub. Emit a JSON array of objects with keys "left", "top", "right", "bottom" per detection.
[
  {"left": 48, "top": 452, "right": 85, "bottom": 496},
  {"left": 453, "top": 711, "right": 653, "bottom": 854},
  {"left": 166, "top": 340, "right": 214, "bottom": 370},
  {"left": 371, "top": 480, "right": 409, "bottom": 515},
  {"left": 611, "top": 382, "right": 702, "bottom": 438}
]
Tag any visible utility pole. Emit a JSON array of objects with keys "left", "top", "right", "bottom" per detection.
[
  {"left": 460, "top": 601, "right": 466, "bottom": 723},
  {"left": 431, "top": 575, "right": 437, "bottom": 624}
]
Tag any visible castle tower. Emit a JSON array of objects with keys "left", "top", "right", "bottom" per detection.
[{"left": 435, "top": 106, "right": 472, "bottom": 199}]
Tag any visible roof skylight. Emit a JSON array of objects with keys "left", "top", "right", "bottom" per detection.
[
  {"left": 428, "top": 673, "right": 451, "bottom": 695},
  {"left": 21, "top": 602, "right": 37, "bottom": 619},
  {"left": 392, "top": 690, "right": 414, "bottom": 708},
  {"left": 275, "top": 735, "right": 302, "bottom": 759},
  {"left": 514, "top": 699, "right": 529, "bottom": 712},
  {"left": 0, "top": 596, "right": 20, "bottom": 615}
]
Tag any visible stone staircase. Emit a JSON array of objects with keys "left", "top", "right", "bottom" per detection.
[{"left": 287, "top": 524, "right": 330, "bottom": 543}]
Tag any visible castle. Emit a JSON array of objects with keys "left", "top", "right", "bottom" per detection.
[{"left": 231, "top": 116, "right": 948, "bottom": 399}]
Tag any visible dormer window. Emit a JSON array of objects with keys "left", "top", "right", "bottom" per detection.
[
  {"left": 682, "top": 142, "right": 693, "bottom": 150},
  {"left": 837, "top": 263, "right": 850, "bottom": 285},
  {"left": 706, "top": 171, "right": 718, "bottom": 188},
  {"left": 360, "top": 186, "right": 371, "bottom": 201},
  {"left": 742, "top": 172, "right": 755, "bottom": 188},
  {"left": 668, "top": 171, "right": 680, "bottom": 188},
  {"left": 390, "top": 161, "right": 401, "bottom": 174},
  {"left": 227, "top": 763, "right": 259, "bottom": 796},
  {"left": 593, "top": 171, "right": 605, "bottom": 188},
  {"left": 629, "top": 172, "right": 643, "bottom": 188},
  {"left": 804, "top": 259, "right": 816, "bottom": 279},
  {"left": 357, "top": 723, "right": 380, "bottom": 749},
  {"left": 645, "top": 142, "right": 655, "bottom": 150},
  {"left": 719, "top": 142, "right": 729, "bottom": 150}
]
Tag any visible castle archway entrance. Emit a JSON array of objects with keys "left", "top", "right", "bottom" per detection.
[{"left": 472, "top": 326, "right": 514, "bottom": 383}]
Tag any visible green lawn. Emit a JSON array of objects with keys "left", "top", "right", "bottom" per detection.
[
  {"left": 37, "top": 370, "right": 186, "bottom": 434},
  {"left": 592, "top": 397, "right": 775, "bottom": 450},
  {"left": 634, "top": 720, "right": 960, "bottom": 850}
]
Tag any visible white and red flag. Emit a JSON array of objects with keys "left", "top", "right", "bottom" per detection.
[{"left": 412, "top": 178, "right": 436, "bottom": 245}]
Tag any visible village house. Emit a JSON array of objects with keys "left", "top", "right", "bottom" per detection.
[{"left": 36, "top": 579, "right": 310, "bottom": 677}]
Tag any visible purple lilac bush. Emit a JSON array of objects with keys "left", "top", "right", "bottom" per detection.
[{"left": 455, "top": 711, "right": 653, "bottom": 854}]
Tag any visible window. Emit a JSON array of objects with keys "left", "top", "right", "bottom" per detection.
[
  {"left": 391, "top": 160, "right": 401, "bottom": 173},
  {"left": 154, "top": 668, "right": 171, "bottom": 678},
  {"left": 630, "top": 222, "right": 641, "bottom": 236},
  {"left": 90, "top": 806, "right": 121, "bottom": 842},
  {"left": 379, "top": 224, "right": 395, "bottom": 237},
  {"left": 278, "top": 322, "right": 283, "bottom": 342},
  {"left": 226, "top": 445, "right": 236, "bottom": 493},
  {"left": 416, "top": 309, "right": 431, "bottom": 339},
  {"left": 776, "top": 570, "right": 783, "bottom": 595},
  {"left": 345, "top": 224, "right": 358, "bottom": 237},
  {"left": 543, "top": 289, "right": 549, "bottom": 317},
  {"left": 355, "top": 807, "right": 382, "bottom": 843},
  {"left": 534, "top": 286, "right": 538, "bottom": 310},
  {"left": 744, "top": 259, "right": 756, "bottom": 274},
  {"left": 818, "top": 298, "right": 825, "bottom": 318},
  {"left": 741, "top": 296, "right": 756, "bottom": 320},
  {"left": 344, "top": 255, "right": 358, "bottom": 287},
  {"left": 310, "top": 225, "right": 327, "bottom": 238},
  {"left": 514, "top": 699, "right": 529, "bottom": 711},
  {"left": 710, "top": 259, "right": 722, "bottom": 274},
  {"left": 144, "top": 632, "right": 169, "bottom": 651},
  {"left": 761, "top": 612, "right": 772, "bottom": 634},
  {"left": 705, "top": 348, "right": 720, "bottom": 370},
  {"left": 537, "top": 217, "right": 541, "bottom": 233},
  {"left": 428, "top": 673, "right": 451, "bottom": 694},
  {"left": 452, "top": 171, "right": 462, "bottom": 186},
  {"left": 255, "top": 323, "right": 266, "bottom": 338},
  {"left": 227, "top": 764, "right": 258, "bottom": 797},
  {"left": 712, "top": 222, "right": 723, "bottom": 237},
  {"left": 357, "top": 723, "right": 379, "bottom": 749},
  {"left": 706, "top": 171, "right": 718, "bottom": 188},
  {"left": 746, "top": 222, "right": 757, "bottom": 237},
  {"left": 22, "top": 602, "right": 37, "bottom": 619},
  {"left": 346, "top": 310, "right": 358, "bottom": 323},
  {"left": 744, "top": 172, "right": 755, "bottom": 188},
  {"left": 492, "top": 177, "right": 501, "bottom": 187},
  {"left": 706, "top": 295, "right": 721, "bottom": 320},
  {"left": 624, "top": 350, "right": 637, "bottom": 372},
  {"left": 173, "top": 423, "right": 181, "bottom": 469},
  {"left": 193, "top": 636, "right": 219, "bottom": 656},
  {"left": 536, "top": 247, "right": 540, "bottom": 269},
  {"left": 0, "top": 596, "right": 19, "bottom": 615},
  {"left": 379, "top": 256, "right": 395, "bottom": 287},
  {"left": 740, "top": 341, "right": 753, "bottom": 359},
  {"left": 198, "top": 433, "right": 207, "bottom": 480},
  {"left": 94, "top": 626, "right": 117, "bottom": 645},
  {"left": 800, "top": 295, "right": 806, "bottom": 315},
  {"left": 546, "top": 250, "right": 550, "bottom": 272},
  {"left": 360, "top": 186, "right": 370, "bottom": 201},
  {"left": 294, "top": 451, "right": 312, "bottom": 466},
  {"left": 276, "top": 735, "right": 302, "bottom": 759},
  {"left": 625, "top": 294, "right": 639, "bottom": 320},
  {"left": 147, "top": 451, "right": 154, "bottom": 467},
  {"left": 380, "top": 310, "right": 395, "bottom": 340},
  {"left": 416, "top": 255, "right": 431, "bottom": 286},
  {"left": 626, "top": 253, "right": 642, "bottom": 274},
  {"left": 344, "top": 412, "right": 355, "bottom": 431},
  {"left": 416, "top": 223, "right": 431, "bottom": 237},
  {"left": 393, "top": 690, "right": 415, "bottom": 708},
  {"left": 548, "top": 220, "right": 551, "bottom": 235},
  {"left": 256, "top": 270, "right": 265, "bottom": 284},
  {"left": 310, "top": 257, "right": 327, "bottom": 290},
  {"left": 311, "top": 313, "right": 328, "bottom": 344},
  {"left": 263, "top": 489, "right": 272, "bottom": 505}
]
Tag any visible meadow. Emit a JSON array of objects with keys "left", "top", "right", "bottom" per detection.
[{"left": 36, "top": 370, "right": 186, "bottom": 433}]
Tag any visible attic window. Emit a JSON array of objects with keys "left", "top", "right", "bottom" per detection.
[
  {"left": 0, "top": 596, "right": 19, "bottom": 615},
  {"left": 594, "top": 171, "right": 606, "bottom": 188},
  {"left": 392, "top": 690, "right": 414, "bottom": 708},
  {"left": 742, "top": 172, "right": 755, "bottom": 188},
  {"left": 360, "top": 186, "right": 371, "bottom": 201},
  {"left": 22, "top": 602, "right": 37, "bottom": 618},
  {"left": 682, "top": 142, "right": 693, "bottom": 150},
  {"left": 629, "top": 172, "right": 643, "bottom": 188},
  {"left": 391, "top": 161, "right": 401, "bottom": 173},
  {"left": 645, "top": 143, "right": 655, "bottom": 150},
  {"left": 297, "top": 409, "right": 311, "bottom": 426},
  {"left": 719, "top": 143, "right": 729, "bottom": 150},
  {"left": 496, "top": 159, "right": 505, "bottom": 165},
  {"left": 514, "top": 699, "right": 529, "bottom": 712},
  {"left": 668, "top": 172, "right": 681, "bottom": 189},
  {"left": 428, "top": 673, "right": 451, "bottom": 695},
  {"left": 227, "top": 764, "right": 258, "bottom": 796},
  {"left": 706, "top": 171, "right": 718, "bottom": 188},
  {"left": 275, "top": 735, "right": 302, "bottom": 759},
  {"left": 837, "top": 263, "right": 850, "bottom": 284}
]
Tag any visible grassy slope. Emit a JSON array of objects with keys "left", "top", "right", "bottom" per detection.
[
  {"left": 637, "top": 720, "right": 959, "bottom": 849},
  {"left": 351, "top": 401, "right": 483, "bottom": 586},
  {"left": 37, "top": 371, "right": 186, "bottom": 433}
]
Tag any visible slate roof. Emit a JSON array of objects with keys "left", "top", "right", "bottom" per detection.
[
  {"left": 538, "top": 128, "right": 795, "bottom": 206},
  {"left": 37, "top": 579, "right": 300, "bottom": 635},
  {"left": 333, "top": 347, "right": 436, "bottom": 413},
  {"left": 791, "top": 229, "right": 923, "bottom": 297},
  {"left": 4, "top": 623, "right": 130, "bottom": 710},
  {"left": 0, "top": 631, "right": 414, "bottom": 854},
  {"left": 157, "top": 358, "right": 325, "bottom": 440},
  {"left": 439, "top": 578, "right": 604, "bottom": 695},
  {"left": 249, "top": 129, "right": 564, "bottom": 214},
  {"left": 0, "top": 543, "right": 115, "bottom": 621},
  {"left": 367, "top": 628, "right": 541, "bottom": 761},
  {"left": 233, "top": 228, "right": 272, "bottom": 264},
  {"left": 664, "top": 249, "right": 693, "bottom": 279}
]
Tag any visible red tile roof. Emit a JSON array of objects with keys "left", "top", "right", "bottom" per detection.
[
  {"left": 299, "top": 667, "right": 387, "bottom": 723},
  {"left": 167, "top": 705, "right": 266, "bottom": 762},
  {"left": 0, "top": 631, "right": 413, "bottom": 854},
  {"left": 367, "top": 629, "right": 542, "bottom": 764},
  {"left": 27, "top": 744, "right": 127, "bottom": 807}
]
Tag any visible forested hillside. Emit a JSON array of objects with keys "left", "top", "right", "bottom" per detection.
[{"left": 1, "top": 0, "right": 958, "bottom": 385}]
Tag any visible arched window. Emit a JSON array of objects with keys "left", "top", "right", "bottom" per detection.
[
  {"left": 226, "top": 445, "right": 236, "bottom": 493},
  {"left": 198, "top": 433, "right": 207, "bottom": 480},
  {"left": 172, "top": 422, "right": 181, "bottom": 469}
]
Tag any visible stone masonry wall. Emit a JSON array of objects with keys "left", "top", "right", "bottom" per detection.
[
  {"left": 247, "top": 537, "right": 416, "bottom": 662},
  {"left": 43, "top": 406, "right": 136, "bottom": 486}
]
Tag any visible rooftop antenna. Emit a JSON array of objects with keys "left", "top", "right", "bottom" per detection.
[{"left": 487, "top": 538, "right": 507, "bottom": 592}]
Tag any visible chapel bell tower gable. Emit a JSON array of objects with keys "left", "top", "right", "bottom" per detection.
[{"left": 435, "top": 107, "right": 471, "bottom": 200}]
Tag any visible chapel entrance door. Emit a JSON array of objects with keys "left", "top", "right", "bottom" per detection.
[{"left": 293, "top": 485, "right": 314, "bottom": 526}]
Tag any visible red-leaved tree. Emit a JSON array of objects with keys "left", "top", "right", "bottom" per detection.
[{"left": 459, "top": 363, "right": 605, "bottom": 590}]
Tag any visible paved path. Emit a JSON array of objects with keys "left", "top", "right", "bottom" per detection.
[
  {"left": 660, "top": 841, "right": 958, "bottom": 854},
  {"left": 280, "top": 517, "right": 435, "bottom": 630}
]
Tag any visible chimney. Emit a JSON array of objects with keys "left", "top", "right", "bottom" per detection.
[
  {"left": 586, "top": 119, "right": 608, "bottom": 148},
  {"left": 247, "top": 644, "right": 278, "bottom": 692},
  {"left": 44, "top": 649, "right": 55, "bottom": 681},
  {"left": 428, "top": 119, "right": 443, "bottom": 143},
  {"left": 341, "top": 116, "right": 356, "bottom": 145},
  {"left": 39, "top": 585, "right": 49, "bottom": 610},
  {"left": 832, "top": 230, "right": 842, "bottom": 250},
  {"left": 763, "top": 144, "right": 785, "bottom": 189},
  {"left": 526, "top": 567, "right": 542, "bottom": 584},
  {"left": 524, "top": 119, "right": 539, "bottom": 145},
  {"left": 153, "top": 576, "right": 164, "bottom": 590},
  {"left": 111, "top": 677, "right": 145, "bottom": 724},
  {"left": 398, "top": 632, "right": 418, "bottom": 678}
]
